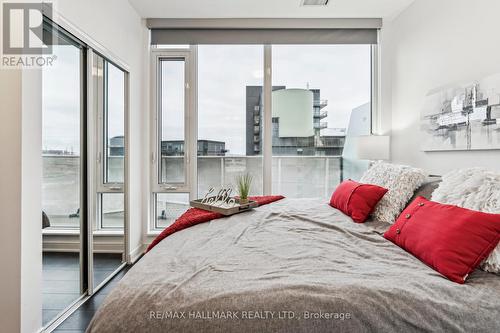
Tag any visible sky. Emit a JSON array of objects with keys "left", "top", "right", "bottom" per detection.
[
  {"left": 42, "top": 45, "right": 81, "bottom": 153},
  {"left": 43, "top": 44, "right": 371, "bottom": 156},
  {"left": 42, "top": 45, "right": 125, "bottom": 154},
  {"left": 163, "top": 44, "right": 371, "bottom": 155}
]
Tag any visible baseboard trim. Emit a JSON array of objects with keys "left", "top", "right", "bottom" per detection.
[{"left": 129, "top": 244, "right": 146, "bottom": 264}]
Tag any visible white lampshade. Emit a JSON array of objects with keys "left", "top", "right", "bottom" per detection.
[{"left": 356, "top": 135, "right": 390, "bottom": 160}]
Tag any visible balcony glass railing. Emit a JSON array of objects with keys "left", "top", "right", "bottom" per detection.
[
  {"left": 42, "top": 155, "right": 124, "bottom": 229},
  {"left": 43, "top": 155, "right": 342, "bottom": 229},
  {"left": 157, "top": 155, "right": 342, "bottom": 227}
]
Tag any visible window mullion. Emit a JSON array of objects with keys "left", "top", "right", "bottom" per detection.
[
  {"left": 263, "top": 45, "right": 272, "bottom": 195},
  {"left": 188, "top": 45, "right": 198, "bottom": 200}
]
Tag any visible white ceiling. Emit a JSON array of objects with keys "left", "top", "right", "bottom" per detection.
[{"left": 128, "top": 0, "right": 415, "bottom": 19}]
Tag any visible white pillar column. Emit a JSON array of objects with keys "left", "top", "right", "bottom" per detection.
[{"left": 0, "top": 67, "right": 43, "bottom": 333}]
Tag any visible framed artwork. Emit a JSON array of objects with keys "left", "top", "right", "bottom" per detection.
[{"left": 421, "top": 73, "right": 500, "bottom": 151}]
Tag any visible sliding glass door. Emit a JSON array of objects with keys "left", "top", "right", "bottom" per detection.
[
  {"left": 42, "top": 18, "right": 129, "bottom": 328},
  {"left": 42, "top": 23, "right": 87, "bottom": 326}
]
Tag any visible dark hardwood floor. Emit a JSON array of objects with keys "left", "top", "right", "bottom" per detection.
[
  {"left": 43, "top": 252, "right": 128, "bottom": 331},
  {"left": 52, "top": 264, "right": 132, "bottom": 332}
]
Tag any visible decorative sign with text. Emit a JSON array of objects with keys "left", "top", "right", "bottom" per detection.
[{"left": 200, "top": 187, "right": 237, "bottom": 208}]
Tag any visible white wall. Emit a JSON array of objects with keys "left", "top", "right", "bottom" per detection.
[
  {"left": 383, "top": 0, "right": 500, "bottom": 174},
  {"left": 53, "top": 0, "right": 149, "bottom": 259},
  {"left": 0, "top": 1, "right": 148, "bottom": 332}
]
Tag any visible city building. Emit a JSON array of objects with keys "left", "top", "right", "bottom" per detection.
[
  {"left": 109, "top": 135, "right": 125, "bottom": 156},
  {"left": 246, "top": 86, "right": 345, "bottom": 156},
  {"left": 161, "top": 139, "right": 227, "bottom": 156}
]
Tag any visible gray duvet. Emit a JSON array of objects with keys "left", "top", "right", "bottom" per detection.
[{"left": 86, "top": 199, "right": 500, "bottom": 333}]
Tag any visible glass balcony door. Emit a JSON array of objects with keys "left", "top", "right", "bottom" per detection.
[
  {"left": 42, "top": 18, "right": 130, "bottom": 328},
  {"left": 41, "top": 21, "right": 87, "bottom": 326}
]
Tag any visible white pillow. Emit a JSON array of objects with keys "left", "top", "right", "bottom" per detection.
[
  {"left": 360, "top": 161, "right": 426, "bottom": 224},
  {"left": 432, "top": 168, "right": 500, "bottom": 274}
]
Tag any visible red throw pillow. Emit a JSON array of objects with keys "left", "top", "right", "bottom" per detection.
[
  {"left": 330, "top": 180, "right": 388, "bottom": 223},
  {"left": 384, "top": 197, "right": 500, "bottom": 284}
]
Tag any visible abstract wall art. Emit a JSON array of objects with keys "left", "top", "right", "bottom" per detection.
[{"left": 421, "top": 73, "right": 500, "bottom": 151}]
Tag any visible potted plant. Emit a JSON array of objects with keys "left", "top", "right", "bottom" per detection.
[{"left": 236, "top": 173, "right": 252, "bottom": 205}]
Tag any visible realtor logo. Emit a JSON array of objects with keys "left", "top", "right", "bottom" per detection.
[
  {"left": 1, "top": 2, "right": 55, "bottom": 67},
  {"left": 2, "top": 2, "right": 51, "bottom": 54}
]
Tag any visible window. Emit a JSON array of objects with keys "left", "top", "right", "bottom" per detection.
[
  {"left": 100, "top": 193, "right": 124, "bottom": 228},
  {"left": 151, "top": 43, "right": 375, "bottom": 230},
  {"left": 151, "top": 51, "right": 193, "bottom": 229},
  {"left": 197, "top": 45, "right": 264, "bottom": 196},
  {"left": 92, "top": 53, "right": 128, "bottom": 290},
  {"left": 155, "top": 193, "right": 190, "bottom": 228},
  {"left": 95, "top": 54, "right": 127, "bottom": 229},
  {"left": 159, "top": 58, "right": 186, "bottom": 185},
  {"left": 104, "top": 62, "right": 125, "bottom": 184},
  {"left": 271, "top": 45, "right": 371, "bottom": 198}
]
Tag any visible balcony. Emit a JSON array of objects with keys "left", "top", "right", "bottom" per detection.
[
  {"left": 43, "top": 155, "right": 342, "bottom": 230},
  {"left": 313, "top": 109, "right": 328, "bottom": 119},
  {"left": 313, "top": 99, "right": 328, "bottom": 108},
  {"left": 157, "top": 155, "right": 342, "bottom": 228},
  {"left": 314, "top": 121, "right": 328, "bottom": 129},
  {"left": 170, "top": 154, "right": 341, "bottom": 196},
  {"left": 42, "top": 155, "right": 125, "bottom": 230}
]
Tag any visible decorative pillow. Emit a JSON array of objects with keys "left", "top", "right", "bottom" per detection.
[
  {"left": 408, "top": 176, "right": 441, "bottom": 202},
  {"left": 384, "top": 197, "right": 500, "bottom": 284},
  {"left": 432, "top": 168, "right": 500, "bottom": 274},
  {"left": 329, "top": 180, "right": 388, "bottom": 223},
  {"left": 360, "top": 161, "right": 426, "bottom": 224}
]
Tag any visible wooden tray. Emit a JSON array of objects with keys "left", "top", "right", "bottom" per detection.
[{"left": 190, "top": 197, "right": 258, "bottom": 216}]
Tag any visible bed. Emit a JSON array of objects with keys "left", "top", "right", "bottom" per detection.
[{"left": 86, "top": 198, "right": 500, "bottom": 332}]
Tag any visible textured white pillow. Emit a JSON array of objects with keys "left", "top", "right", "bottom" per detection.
[
  {"left": 360, "top": 161, "right": 426, "bottom": 224},
  {"left": 432, "top": 168, "right": 500, "bottom": 274}
]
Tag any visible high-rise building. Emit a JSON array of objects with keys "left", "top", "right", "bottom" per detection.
[{"left": 246, "top": 86, "right": 345, "bottom": 156}]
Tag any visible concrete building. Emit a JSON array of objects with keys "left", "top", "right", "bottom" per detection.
[
  {"left": 161, "top": 139, "right": 227, "bottom": 156},
  {"left": 109, "top": 135, "right": 125, "bottom": 156},
  {"left": 246, "top": 86, "right": 345, "bottom": 156}
]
